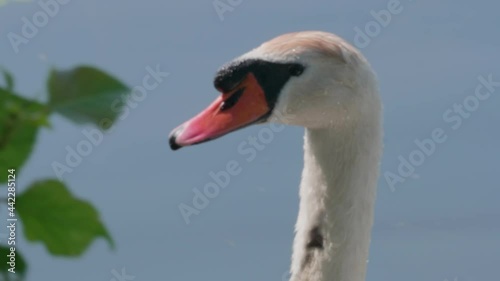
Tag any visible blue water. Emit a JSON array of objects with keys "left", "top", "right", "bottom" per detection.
[{"left": 1, "top": 0, "right": 499, "bottom": 280}]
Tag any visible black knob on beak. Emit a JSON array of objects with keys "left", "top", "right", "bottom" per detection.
[{"left": 168, "top": 129, "right": 182, "bottom": 151}]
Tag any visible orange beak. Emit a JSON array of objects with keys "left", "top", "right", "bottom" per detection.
[{"left": 169, "top": 73, "right": 270, "bottom": 150}]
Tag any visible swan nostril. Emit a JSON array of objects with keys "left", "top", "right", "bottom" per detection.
[{"left": 220, "top": 87, "right": 245, "bottom": 111}]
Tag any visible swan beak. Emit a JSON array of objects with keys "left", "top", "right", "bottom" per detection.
[{"left": 169, "top": 73, "right": 270, "bottom": 150}]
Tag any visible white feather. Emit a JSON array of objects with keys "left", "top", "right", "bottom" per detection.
[{"left": 238, "top": 31, "right": 383, "bottom": 281}]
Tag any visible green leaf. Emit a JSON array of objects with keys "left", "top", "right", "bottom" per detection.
[
  {"left": 0, "top": 246, "right": 28, "bottom": 278},
  {"left": 1, "top": 68, "right": 14, "bottom": 91},
  {"left": 0, "top": 89, "right": 47, "bottom": 184},
  {"left": 17, "top": 179, "right": 114, "bottom": 256},
  {"left": 0, "top": 0, "right": 32, "bottom": 9},
  {"left": 48, "top": 66, "right": 129, "bottom": 129}
]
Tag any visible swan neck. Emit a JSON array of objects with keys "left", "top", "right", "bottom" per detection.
[{"left": 290, "top": 125, "right": 381, "bottom": 281}]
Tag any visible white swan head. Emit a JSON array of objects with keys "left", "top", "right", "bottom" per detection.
[{"left": 169, "top": 31, "right": 379, "bottom": 149}]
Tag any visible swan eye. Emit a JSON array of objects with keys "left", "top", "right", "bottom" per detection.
[{"left": 289, "top": 64, "right": 304, "bottom": 76}]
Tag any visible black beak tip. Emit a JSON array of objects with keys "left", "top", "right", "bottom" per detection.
[{"left": 169, "top": 131, "right": 182, "bottom": 151}]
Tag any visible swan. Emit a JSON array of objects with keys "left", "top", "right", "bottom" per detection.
[{"left": 169, "top": 31, "right": 382, "bottom": 281}]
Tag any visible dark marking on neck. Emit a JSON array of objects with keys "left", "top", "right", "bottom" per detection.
[
  {"left": 306, "top": 226, "right": 324, "bottom": 250},
  {"left": 301, "top": 226, "right": 324, "bottom": 270}
]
